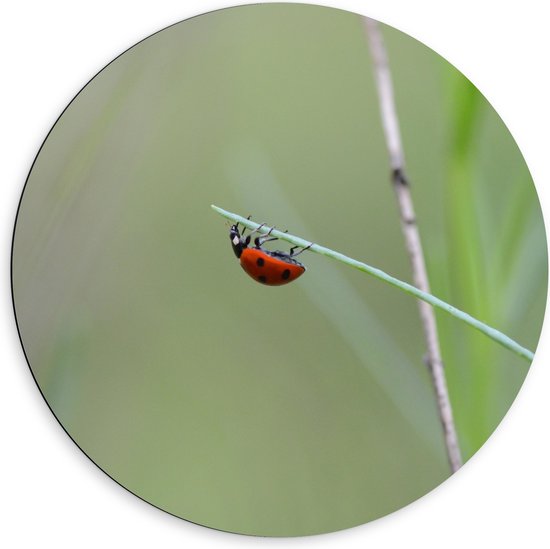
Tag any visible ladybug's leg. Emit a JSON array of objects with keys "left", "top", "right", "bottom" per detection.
[
  {"left": 240, "top": 215, "right": 252, "bottom": 237},
  {"left": 245, "top": 222, "right": 266, "bottom": 246},
  {"left": 256, "top": 228, "right": 289, "bottom": 247},
  {"left": 290, "top": 242, "right": 313, "bottom": 257},
  {"left": 257, "top": 236, "right": 278, "bottom": 247},
  {"left": 249, "top": 223, "right": 267, "bottom": 236},
  {"left": 254, "top": 226, "right": 278, "bottom": 247}
]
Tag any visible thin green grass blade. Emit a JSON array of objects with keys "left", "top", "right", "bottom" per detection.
[{"left": 212, "top": 205, "right": 534, "bottom": 362}]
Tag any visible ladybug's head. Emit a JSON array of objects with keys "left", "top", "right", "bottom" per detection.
[{"left": 229, "top": 224, "right": 246, "bottom": 258}]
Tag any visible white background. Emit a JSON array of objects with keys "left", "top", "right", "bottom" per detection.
[{"left": 1, "top": 1, "right": 549, "bottom": 547}]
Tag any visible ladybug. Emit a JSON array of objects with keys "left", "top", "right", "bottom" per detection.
[{"left": 229, "top": 220, "right": 312, "bottom": 286}]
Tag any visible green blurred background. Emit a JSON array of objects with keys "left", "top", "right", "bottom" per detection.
[{"left": 12, "top": 3, "right": 547, "bottom": 537}]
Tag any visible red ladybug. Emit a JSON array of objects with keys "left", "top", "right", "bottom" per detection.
[{"left": 229, "top": 221, "right": 311, "bottom": 286}]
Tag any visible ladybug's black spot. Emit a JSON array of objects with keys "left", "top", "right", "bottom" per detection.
[
  {"left": 256, "top": 257, "right": 265, "bottom": 267},
  {"left": 282, "top": 269, "right": 291, "bottom": 280},
  {"left": 258, "top": 275, "right": 267, "bottom": 284}
]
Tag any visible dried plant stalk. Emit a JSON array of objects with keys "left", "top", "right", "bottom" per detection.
[{"left": 363, "top": 17, "right": 463, "bottom": 472}]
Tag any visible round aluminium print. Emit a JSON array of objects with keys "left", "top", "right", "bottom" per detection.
[{"left": 12, "top": 3, "right": 547, "bottom": 537}]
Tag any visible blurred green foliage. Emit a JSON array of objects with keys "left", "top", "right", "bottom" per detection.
[{"left": 12, "top": 4, "right": 546, "bottom": 536}]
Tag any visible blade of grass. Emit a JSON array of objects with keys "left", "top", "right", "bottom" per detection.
[
  {"left": 212, "top": 204, "right": 534, "bottom": 363},
  {"left": 444, "top": 74, "right": 495, "bottom": 451}
]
